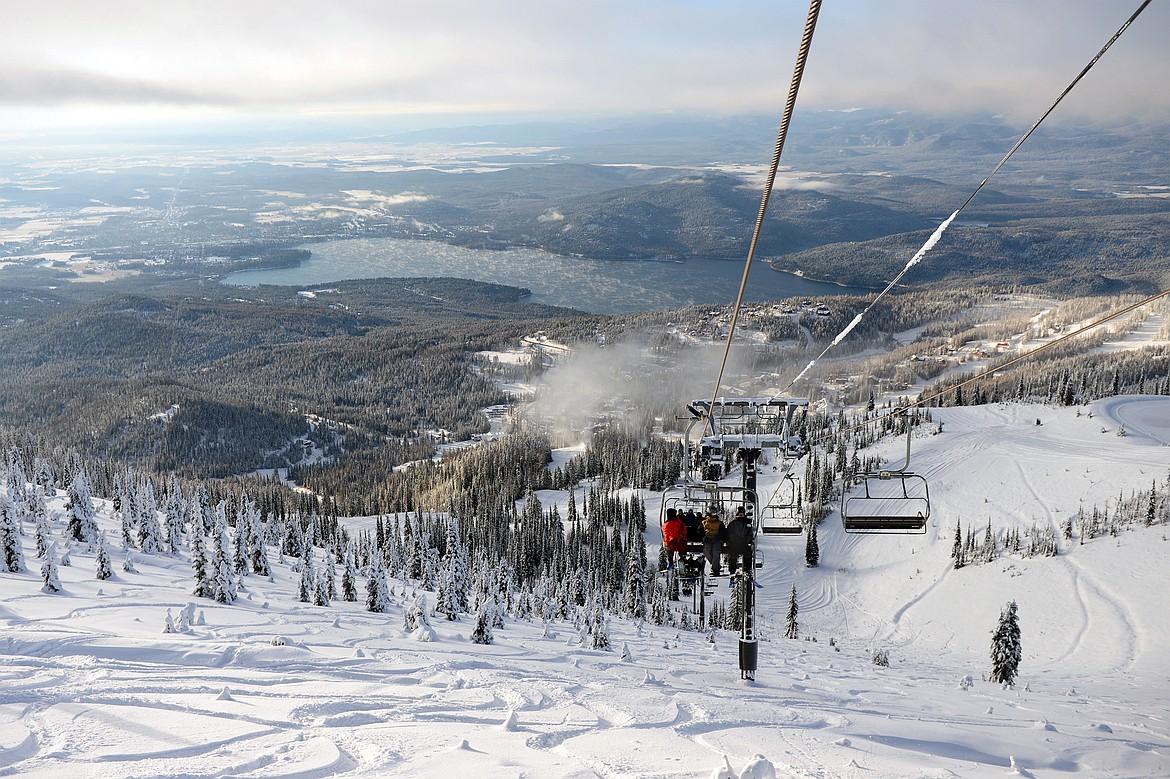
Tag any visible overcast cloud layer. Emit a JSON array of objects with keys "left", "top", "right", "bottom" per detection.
[{"left": 2, "top": 0, "right": 1167, "bottom": 133}]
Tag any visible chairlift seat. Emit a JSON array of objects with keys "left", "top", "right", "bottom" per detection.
[
  {"left": 841, "top": 470, "right": 930, "bottom": 535},
  {"left": 760, "top": 523, "right": 803, "bottom": 535}
]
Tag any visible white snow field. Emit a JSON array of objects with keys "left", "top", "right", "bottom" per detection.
[{"left": 2, "top": 397, "right": 1168, "bottom": 778}]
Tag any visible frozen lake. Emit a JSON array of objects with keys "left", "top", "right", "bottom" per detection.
[{"left": 222, "top": 237, "right": 867, "bottom": 314}]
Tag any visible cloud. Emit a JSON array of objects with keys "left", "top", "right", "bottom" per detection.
[
  {"left": 0, "top": 67, "right": 242, "bottom": 107},
  {"left": 0, "top": 1, "right": 1164, "bottom": 129}
]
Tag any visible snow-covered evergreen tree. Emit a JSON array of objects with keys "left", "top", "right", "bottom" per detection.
[
  {"left": 621, "top": 554, "right": 646, "bottom": 619},
  {"left": 435, "top": 568, "right": 459, "bottom": 620},
  {"left": 41, "top": 543, "right": 63, "bottom": 593},
  {"left": 119, "top": 504, "right": 135, "bottom": 551},
  {"left": 784, "top": 585, "right": 799, "bottom": 639},
  {"left": 233, "top": 513, "right": 250, "bottom": 576},
  {"left": 804, "top": 520, "right": 819, "bottom": 567},
  {"left": 951, "top": 519, "right": 965, "bottom": 568},
  {"left": 65, "top": 470, "right": 98, "bottom": 545},
  {"left": 210, "top": 512, "right": 237, "bottom": 604},
  {"left": 190, "top": 526, "right": 212, "bottom": 598},
  {"left": 299, "top": 547, "right": 316, "bottom": 603},
  {"left": 323, "top": 545, "right": 337, "bottom": 601},
  {"left": 34, "top": 506, "right": 52, "bottom": 560},
  {"left": 989, "top": 600, "right": 1022, "bottom": 686},
  {"left": 313, "top": 565, "right": 331, "bottom": 607},
  {"left": 470, "top": 605, "right": 494, "bottom": 644},
  {"left": 341, "top": 549, "right": 358, "bottom": 602},
  {"left": 95, "top": 532, "right": 113, "bottom": 580},
  {"left": 33, "top": 457, "right": 56, "bottom": 496},
  {"left": 727, "top": 577, "right": 746, "bottom": 633},
  {"left": 135, "top": 479, "right": 163, "bottom": 555},
  {"left": 163, "top": 476, "right": 186, "bottom": 553},
  {"left": 0, "top": 492, "right": 26, "bottom": 573},
  {"left": 365, "top": 554, "right": 391, "bottom": 613},
  {"left": 250, "top": 515, "right": 271, "bottom": 577},
  {"left": 590, "top": 609, "right": 611, "bottom": 651}
]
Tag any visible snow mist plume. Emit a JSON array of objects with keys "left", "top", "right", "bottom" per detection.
[{"left": 528, "top": 336, "right": 754, "bottom": 442}]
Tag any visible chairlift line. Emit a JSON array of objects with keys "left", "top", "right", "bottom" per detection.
[
  {"left": 667, "top": 0, "right": 1153, "bottom": 682},
  {"left": 702, "top": 0, "right": 822, "bottom": 439},
  {"left": 824, "top": 287, "right": 1170, "bottom": 448},
  {"left": 774, "top": 0, "right": 1154, "bottom": 400}
]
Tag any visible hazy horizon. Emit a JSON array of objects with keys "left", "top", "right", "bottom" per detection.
[{"left": 2, "top": 1, "right": 1166, "bottom": 144}]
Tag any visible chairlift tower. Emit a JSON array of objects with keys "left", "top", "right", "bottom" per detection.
[{"left": 676, "top": 397, "right": 808, "bottom": 680}]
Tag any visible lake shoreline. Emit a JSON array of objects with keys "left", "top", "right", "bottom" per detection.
[{"left": 223, "top": 236, "right": 872, "bottom": 314}]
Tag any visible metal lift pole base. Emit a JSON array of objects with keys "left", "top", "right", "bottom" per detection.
[{"left": 739, "top": 638, "right": 758, "bottom": 680}]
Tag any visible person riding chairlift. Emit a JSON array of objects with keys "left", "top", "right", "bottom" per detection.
[
  {"left": 701, "top": 506, "right": 725, "bottom": 576},
  {"left": 662, "top": 508, "right": 688, "bottom": 569},
  {"left": 725, "top": 506, "right": 752, "bottom": 575}
]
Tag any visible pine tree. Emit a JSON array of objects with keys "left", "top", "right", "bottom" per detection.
[
  {"left": 191, "top": 528, "right": 212, "bottom": 598},
  {"left": 135, "top": 480, "right": 163, "bottom": 555},
  {"left": 341, "top": 550, "right": 358, "bottom": 602},
  {"left": 65, "top": 471, "right": 98, "bottom": 545},
  {"left": 401, "top": 595, "right": 417, "bottom": 629},
  {"left": 727, "top": 576, "right": 745, "bottom": 633},
  {"left": 34, "top": 508, "right": 51, "bottom": 560},
  {"left": 210, "top": 514, "right": 237, "bottom": 604},
  {"left": 299, "top": 547, "right": 316, "bottom": 603},
  {"left": 951, "top": 519, "right": 965, "bottom": 568},
  {"left": 365, "top": 554, "right": 391, "bottom": 613},
  {"left": 0, "top": 492, "right": 26, "bottom": 573},
  {"left": 95, "top": 532, "right": 113, "bottom": 581},
  {"left": 785, "top": 585, "right": 799, "bottom": 639},
  {"left": 323, "top": 547, "right": 337, "bottom": 601},
  {"left": 989, "top": 600, "right": 1022, "bottom": 686},
  {"left": 163, "top": 477, "right": 186, "bottom": 553},
  {"left": 621, "top": 555, "right": 646, "bottom": 619},
  {"left": 471, "top": 605, "right": 494, "bottom": 644},
  {"left": 804, "top": 520, "right": 819, "bottom": 567},
  {"left": 41, "top": 543, "right": 63, "bottom": 593},
  {"left": 590, "top": 611, "right": 611, "bottom": 651}
]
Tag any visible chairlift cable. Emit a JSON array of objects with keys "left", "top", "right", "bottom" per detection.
[
  {"left": 775, "top": 0, "right": 1154, "bottom": 398},
  {"left": 900, "top": 288, "right": 1169, "bottom": 416},
  {"left": 703, "top": 0, "right": 822, "bottom": 436},
  {"left": 820, "top": 287, "right": 1169, "bottom": 447}
]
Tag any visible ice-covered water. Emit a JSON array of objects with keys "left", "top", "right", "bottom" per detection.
[{"left": 222, "top": 237, "right": 867, "bottom": 314}]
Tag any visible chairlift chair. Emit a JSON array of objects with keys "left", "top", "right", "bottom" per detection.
[
  {"left": 759, "top": 474, "right": 803, "bottom": 535},
  {"left": 840, "top": 419, "right": 930, "bottom": 534}
]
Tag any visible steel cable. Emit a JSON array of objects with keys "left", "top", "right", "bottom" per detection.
[{"left": 703, "top": 0, "right": 822, "bottom": 436}]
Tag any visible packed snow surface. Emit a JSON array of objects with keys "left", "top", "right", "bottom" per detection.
[{"left": 1, "top": 398, "right": 1168, "bottom": 778}]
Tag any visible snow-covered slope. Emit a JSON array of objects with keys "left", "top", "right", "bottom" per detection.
[{"left": 1, "top": 397, "right": 1167, "bottom": 778}]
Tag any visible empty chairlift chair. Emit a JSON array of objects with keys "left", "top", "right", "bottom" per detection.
[
  {"left": 760, "top": 474, "right": 803, "bottom": 535},
  {"left": 840, "top": 422, "right": 930, "bottom": 534}
]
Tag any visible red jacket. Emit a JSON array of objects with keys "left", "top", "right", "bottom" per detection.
[{"left": 663, "top": 517, "right": 688, "bottom": 552}]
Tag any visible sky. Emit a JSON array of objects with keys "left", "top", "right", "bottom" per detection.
[{"left": 1, "top": 0, "right": 1167, "bottom": 138}]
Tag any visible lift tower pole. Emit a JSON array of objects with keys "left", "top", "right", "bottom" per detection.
[{"left": 738, "top": 444, "right": 761, "bottom": 680}]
